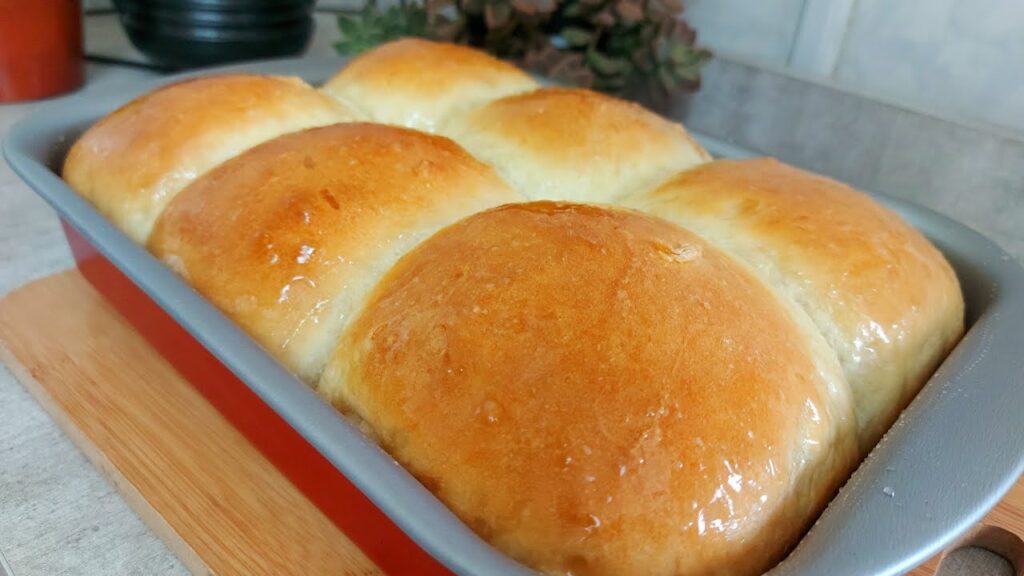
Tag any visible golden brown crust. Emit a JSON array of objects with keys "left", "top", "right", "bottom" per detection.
[
  {"left": 63, "top": 74, "right": 359, "bottom": 243},
  {"left": 63, "top": 45, "right": 966, "bottom": 574},
  {"left": 149, "top": 123, "right": 522, "bottom": 383},
  {"left": 322, "top": 38, "right": 538, "bottom": 132},
  {"left": 443, "top": 87, "right": 712, "bottom": 204},
  {"left": 323, "top": 202, "right": 856, "bottom": 576},
  {"left": 623, "top": 158, "right": 965, "bottom": 451}
]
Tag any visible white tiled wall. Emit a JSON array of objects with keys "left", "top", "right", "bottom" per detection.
[
  {"left": 836, "top": 0, "right": 1024, "bottom": 133},
  {"left": 685, "top": 0, "right": 805, "bottom": 67},
  {"left": 687, "top": 0, "right": 1024, "bottom": 135}
]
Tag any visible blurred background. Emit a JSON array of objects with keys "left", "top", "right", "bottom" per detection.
[
  {"left": 83, "top": 0, "right": 1024, "bottom": 136},
  {"left": 689, "top": 0, "right": 1024, "bottom": 136},
  {"left": 64, "top": 0, "right": 1024, "bottom": 260}
]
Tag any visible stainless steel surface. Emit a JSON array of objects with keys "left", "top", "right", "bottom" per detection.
[{"left": 5, "top": 57, "right": 1024, "bottom": 576}]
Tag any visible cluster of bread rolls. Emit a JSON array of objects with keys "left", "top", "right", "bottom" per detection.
[{"left": 64, "top": 39, "right": 964, "bottom": 576}]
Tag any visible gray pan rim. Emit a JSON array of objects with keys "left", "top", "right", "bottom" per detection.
[{"left": 4, "top": 56, "right": 1024, "bottom": 576}]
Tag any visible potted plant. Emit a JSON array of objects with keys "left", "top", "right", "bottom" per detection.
[{"left": 335, "top": 0, "right": 711, "bottom": 107}]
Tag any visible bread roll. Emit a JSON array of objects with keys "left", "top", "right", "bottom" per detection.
[
  {"left": 443, "top": 87, "right": 711, "bottom": 204},
  {"left": 622, "top": 158, "right": 965, "bottom": 451},
  {"left": 62, "top": 39, "right": 966, "bottom": 576},
  {"left": 149, "top": 123, "right": 522, "bottom": 383},
  {"left": 63, "top": 74, "right": 359, "bottom": 243},
  {"left": 322, "top": 38, "right": 538, "bottom": 132},
  {"left": 321, "top": 202, "right": 857, "bottom": 576}
]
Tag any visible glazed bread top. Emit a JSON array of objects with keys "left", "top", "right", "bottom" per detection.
[
  {"left": 63, "top": 74, "right": 359, "bottom": 243},
  {"left": 321, "top": 202, "right": 857, "bottom": 576},
  {"left": 149, "top": 123, "right": 522, "bottom": 383},
  {"left": 63, "top": 39, "right": 964, "bottom": 576},
  {"left": 444, "top": 87, "right": 712, "bottom": 203},
  {"left": 321, "top": 38, "right": 538, "bottom": 132},
  {"left": 622, "top": 158, "right": 965, "bottom": 451}
]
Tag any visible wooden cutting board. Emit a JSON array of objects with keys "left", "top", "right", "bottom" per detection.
[
  {"left": 0, "top": 269, "right": 1020, "bottom": 576},
  {"left": 0, "top": 269, "right": 381, "bottom": 576}
]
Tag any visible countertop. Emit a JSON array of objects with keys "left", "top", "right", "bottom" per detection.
[
  {"left": 0, "top": 12, "right": 349, "bottom": 576},
  {"left": 2, "top": 10, "right": 1022, "bottom": 576},
  {"left": 0, "top": 64, "right": 188, "bottom": 576}
]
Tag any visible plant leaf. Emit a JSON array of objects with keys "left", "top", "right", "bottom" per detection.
[
  {"left": 669, "top": 41, "right": 697, "bottom": 64},
  {"left": 335, "top": 0, "right": 711, "bottom": 98},
  {"left": 586, "top": 47, "right": 632, "bottom": 76},
  {"left": 561, "top": 26, "right": 594, "bottom": 47}
]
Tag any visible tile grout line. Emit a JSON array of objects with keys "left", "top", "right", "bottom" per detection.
[
  {"left": 0, "top": 546, "right": 14, "bottom": 576},
  {"left": 830, "top": 0, "right": 860, "bottom": 78},
  {"left": 785, "top": 0, "right": 813, "bottom": 66},
  {"left": 786, "top": 0, "right": 858, "bottom": 77}
]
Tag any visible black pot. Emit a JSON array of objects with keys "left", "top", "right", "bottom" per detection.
[{"left": 114, "top": 0, "right": 315, "bottom": 69}]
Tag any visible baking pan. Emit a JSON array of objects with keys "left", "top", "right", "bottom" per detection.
[{"left": 5, "top": 56, "right": 1024, "bottom": 576}]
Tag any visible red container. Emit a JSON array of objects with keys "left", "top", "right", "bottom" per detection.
[
  {"left": 63, "top": 220, "right": 451, "bottom": 576},
  {"left": 0, "top": 0, "right": 85, "bottom": 102}
]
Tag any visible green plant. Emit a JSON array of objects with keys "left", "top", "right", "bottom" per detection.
[{"left": 335, "top": 0, "right": 711, "bottom": 100}]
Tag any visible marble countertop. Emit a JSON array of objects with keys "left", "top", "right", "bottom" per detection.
[{"left": 1, "top": 10, "right": 1021, "bottom": 576}]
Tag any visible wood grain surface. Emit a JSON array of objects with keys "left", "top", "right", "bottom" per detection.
[
  {"left": 0, "top": 269, "right": 381, "bottom": 576},
  {"left": 0, "top": 269, "right": 1020, "bottom": 575}
]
